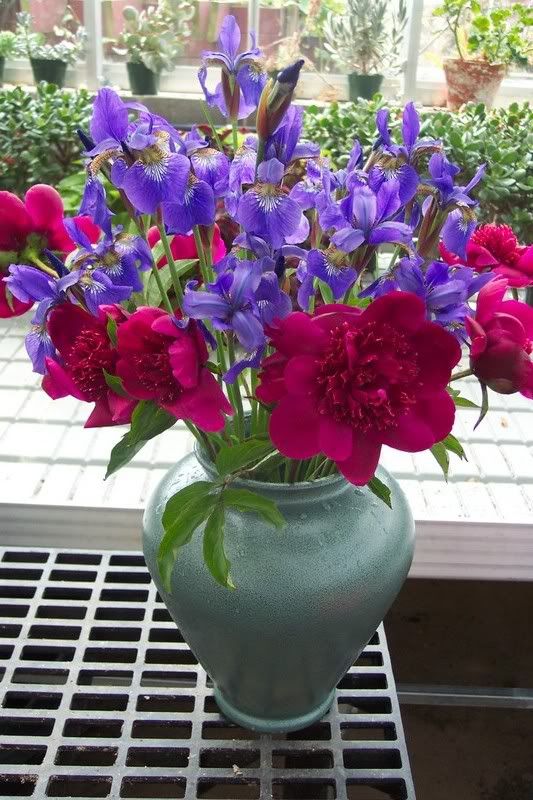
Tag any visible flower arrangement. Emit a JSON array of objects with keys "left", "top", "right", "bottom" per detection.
[{"left": 4, "top": 15, "right": 533, "bottom": 590}]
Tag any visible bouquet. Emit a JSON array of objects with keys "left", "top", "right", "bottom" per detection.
[{"left": 2, "top": 16, "right": 532, "bottom": 590}]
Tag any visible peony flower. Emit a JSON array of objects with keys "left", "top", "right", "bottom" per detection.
[
  {"left": 147, "top": 224, "right": 226, "bottom": 268},
  {"left": 0, "top": 184, "right": 99, "bottom": 318},
  {"left": 440, "top": 224, "right": 533, "bottom": 288},
  {"left": 256, "top": 292, "right": 461, "bottom": 485},
  {"left": 42, "top": 303, "right": 135, "bottom": 428},
  {"left": 466, "top": 278, "right": 533, "bottom": 398},
  {"left": 115, "top": 307, "right": 233, "bottom": 432}
]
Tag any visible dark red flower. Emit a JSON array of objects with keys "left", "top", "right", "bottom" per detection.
[
  {"left": 466, "top": 278, "right": 533, "bottom": 398},
  {"left": 0, "top": 184, "right": 100, "bottom": 318},
  {"left": 256, "top": 293, "right": 461, "bottom": 485},
  {"left": 42, "top": 303, "right": 135, "bottom": 428},
  {"left": 440, "top": 224, "right": 533, "bottom": 288},
  {"left": 115, "top": 306, "right": 233, "bottom": 432},
  {"left": 147, "top": 224, "right": 226, "bottom": 268}
]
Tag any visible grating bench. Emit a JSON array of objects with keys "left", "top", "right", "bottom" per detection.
[{"left": 0, "top": 546, "right": 415, "bottom": 800}]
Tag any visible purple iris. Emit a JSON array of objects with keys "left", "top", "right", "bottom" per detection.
[
  {"left": 185, "top": 128, "right": 230, "bottom": 197},
  {"left": 65, "top": 219, "right": 152, "bottom": 293},
  {"left": 371, "top": 103, "right": 439, "bottom": 204},
  {"left": 264, "top": 105, "right": 319, "bottom": 166},
  {"left": 79, "top": 177, "right": 112, "bottom": 238},
  {"left": 361, "top": 256, "right": 493, "bottom": 337},
  {"left": 85, "top": 88, "right": 190, "bottom": 215},
  {"left": 226, "top": 137, "right": 257, "bottom": 216},
  {"left": 289, "top": 160, "right": 325, "bottom": 211},
  {"left": 322, "top": 180, "right": 413, "bottom": 253},
  {"left": 236, "top": 158, "right": 309, "bottom": 250},
  {"left": 298, "top": 247, "right": 357, "bottom": 308},
  {"left": 183, "top": 260, "right": 265, "bottom": 352},
  {"left": 198, "top": 15, "right": 266, "bottom": 121},
  {"left": 254, "top": 271, "right": 292, "bottom": 325},
  {"left": 162, "top": 174, "right": 216, "bottom": 235}
]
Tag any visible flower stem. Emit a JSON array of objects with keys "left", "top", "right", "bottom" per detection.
[
  {"left": 227, "top": 335, "right": 245, "bottom": 439},
  {"left": 149, "top": 262, "right": 174, "bottom": 315},
  {"left": 202, "top": 103, "right": 225, "bottom": 152},
  {"left": 231, "top": 119, "right": 239, "bottom": 153},
  {"left": 156, "top": 221, "right": 184, "bottom": 307},
  {"left": 30, "top": 255, "right": 61, "bottom": 278},
  {"left": 255, "top": 138, "right": 266, "bottom": 175},
  {"left": 450, "top": 368, "right": 473, "bottom": 382}
]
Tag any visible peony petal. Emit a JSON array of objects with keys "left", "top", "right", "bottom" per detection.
[
  {"left": 284, "top": 355, "right": 320, "bottom": 396},
  {"left": 318, "top": 416, "right": 353, "bottom": 461},
  {"left": 0, "top": 283, "right": 32, "bottom": 318},
  {"left": 168, "top": 369, "right": 233, "bottom": 432},
  {"left": 268, "top": 311, "right": 328, "bottom": 357},
  {"left": 269, "top": 395, "right": 321, "bottom": 458},
  {"left": 85, "top": 398, "right": 115, "bottom": 428},
  {"left": 46, "top": 303, "right": 103, "bottom": 357},
  {"left": 411, "top": 321, "right": 461, "bottom": 388},
  {"left": 336, "top": 432, "right": 381, "bottom": 486},
  {"left": 25, "top": 184, "right": 65, "bottom": 232},
  {"left": 382, "top": 390, "right": 455, "bottom": 452},
  {"left": 361, "top": 290, "right": 426, "bottom": 333},
  {"left": 42, "top": 357, "right": 85, "bottom": 401},
  {"left": 0, "top": 191, "right": 32, "bottom": 250},
  {"left": 475, "top": 278, "right": 508, "bottom": 327},
  {"left": 498, "top": 300, "right": 533, "bottom": 339}
]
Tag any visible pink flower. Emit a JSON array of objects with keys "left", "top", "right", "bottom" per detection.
[
  {"left": 256, "top": 293, "right": 461, "bottom": 485},
  {"left": 440, "top": 224, "right": 533, "bottom": 288},
  {"left": 115, "top": 307, "right": 233, "bottom": 432},
  {"left": 147, "top": 224, "right": 226, "bottom": 268},
  {"left": 466, "top": 278, "right": 533, "bottom": 398},
  {"left": 0, "top": 184, "right": 100, "bottom": 318},
  {"left": 42, "top": 303, "right": 136, "bottom": 428}
]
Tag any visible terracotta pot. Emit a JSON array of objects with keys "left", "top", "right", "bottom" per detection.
[{"left": 443, "top": 58, "right": 506, "bottom": 110}]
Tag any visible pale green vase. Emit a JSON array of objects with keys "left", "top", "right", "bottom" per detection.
[{"left": 143, "top": 449, "right": 414, "bottom": 733}]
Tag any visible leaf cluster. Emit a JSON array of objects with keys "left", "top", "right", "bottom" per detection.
[
  {"left": 0, "top": 82, "right": 91, "bottom": 195},
  {"left": 322, "top": 0, "right": 407, "bottom": 75},
  {"left": 14, "top": 9, "right": 86, "bottom": 65},
  {"left": 303, "top": 99, "right": 533, "bottom": 241},
  {"left": 0, "top": 30, "right": 16, "bottom": 59},
  {"left": 114, "top": 0, "right": 196, "bottom": 74}
]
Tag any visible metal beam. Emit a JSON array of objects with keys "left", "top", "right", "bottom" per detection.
[
  {"left": 398, "top": 683, "right": 533, "bottom": 709},
  {"left": 403, "top": 0, "right": 424, "bottom": 101},
  {"left": 84, "top": 0, "right": 103, "bottom": 90}
]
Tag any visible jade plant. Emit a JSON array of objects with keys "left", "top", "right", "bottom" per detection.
[
  {"left": 14, "top": 8, "right": 86, "bottom": 65},
  {"left": 114, "top": 0, "right": 195, "bottom": 74}
]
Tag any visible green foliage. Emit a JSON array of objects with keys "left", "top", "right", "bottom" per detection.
[
  {"left": 215, "top": 438, "right": 274, "bottom": 478},
  {"left": 158, "top": 480, "right": 285, "bottom": 591},
  {"left": 323, "top": 0, "right": 407, "bottom": 75},
  {"left": 367, "top": 475, "right": 392, "bottom": 508},
  {"left": 0, "top": 30, "right": 16, "bottom": 59},
  {"left": 433, "top": 0, "right": 532, "bottom": 65},
  {"left": 114, "top": 0, "right": 195, "bottom": 73},
  {"left": 14, "top": 8, "right": 86, "bottom": 65},
  {"left": 106, "top": 401, "right": 176, "bottom": 478},
  {"left": 431, "top": 434, "right": 467, "bottom": 478},
  {"left": 303, "top": 99, "right": 533, "bottom": 242},
  {"left": 0, "top": 83, "right": 91, "bottom": 195}
]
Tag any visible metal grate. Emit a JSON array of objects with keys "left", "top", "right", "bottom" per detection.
[{"left": 0, "top": 546, "right": 416, "bottom": 800}]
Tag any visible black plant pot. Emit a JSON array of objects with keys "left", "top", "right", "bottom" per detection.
[
  {"left": 348, "top": 72, "right": 383, "bottom": 101},
  {"left": 0, "top": 57, "right": 5, "bottom": 87},
  {"left": 127, "top": 62, "right": 159, "bottom": 95},
  {"left": 30, "top": 58, "right": 67, "bottom": 87}
]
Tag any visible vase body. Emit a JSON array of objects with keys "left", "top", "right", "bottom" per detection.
[
  {"left": 443, "top": 58, "right": 505, "bottom": 110},
  {"left": 127, "top": 61, "right": 159, "bottom": 95},
  {"left": 30, "top": 58, "right": 67, "bottom": 87},
  {"left": 348, "top": 72, "right": 383, "bottom": 101},
  {"left": 143, "top": 452, "right": 414, "bottom": 733}
]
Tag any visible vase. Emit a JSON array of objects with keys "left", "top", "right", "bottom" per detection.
[
  {"left": 126, "top": 62, "right": 160, "bottom": 95},
  {"left": 30, "top": 57, "right": 67, "bottom": 87},
  {"left": 443, "top": 58, "right": 506, "bottom": 110},
  {"left": 143, "top": 449, "right": 414, "bottom": 733},
  {"left": 348, "top": 72, "right": 383, "bottom": 101}
]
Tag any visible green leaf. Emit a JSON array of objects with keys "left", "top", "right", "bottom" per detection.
[
  {"left": 474, "top": 381, "right": 489, "bottom": 430},
  {"left": 442, "top": 433, "right": 466, "bottom": 460},
  {"left": 106, "top": 315, "right": 118, "bottom": 348},
  {"left": 430, "top": 442, "right": 450, "bottom": 478},
  {"left": 318, "top": 279, "right": 334, "bottom": 305},
  {"left": 103, "top": 370, "right": 128, "bottom": 398},
  {"left": 146, "top": 259, "right": 197, "bottom": 306},
  {"left": 106, "top": 401, "right": 176, "bottom": 478},
  {"left": 447, "top": 386, "right": 478, "bottom": 408},
  {"left": 367, "top": 475, "right": 392, "bottom": 508},
  {"left": 223, "top": 488, "right": 285, "bottom": 528},
  {"left": 158, "top": 484, "right": 218, "bottom": 592},
  {"left": 203, "top": 502, "right": 235, "bottom": 589},
  {"left": 215, "top": 438, "right": 274, "bottom": 478}
]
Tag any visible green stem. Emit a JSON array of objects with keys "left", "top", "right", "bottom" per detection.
[
  {"left": 227, "top": 336, "right": 245, "bottom": 439},
  {"left": 156, "top": 221, "right": 184, "bottom": 306},
  {"left": 450, "top": 368, "right": 473, "bottom": 382},
  {"left": 231, "top": 119, "right": 239, "bottom": 153},
  {"left": 184, "top": 420, "right": 216, "bottom": 460},
  {"left": 150, "top": 262, "right": 173, "bottom": 314},
  {"left": 256, "top": 138, "right": 266, "bottom": 174},
  {"left": 202, "top": 103, "right": 225, "bottom": 152}
]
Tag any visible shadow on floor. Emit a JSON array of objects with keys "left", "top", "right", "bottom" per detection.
[{"left": 385, "top": 579, "right": 533, "bottom": 800}]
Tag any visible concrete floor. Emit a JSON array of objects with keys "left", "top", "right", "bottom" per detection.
[{"left": 386, "top": 580, "right": 533, "bottom": 800}]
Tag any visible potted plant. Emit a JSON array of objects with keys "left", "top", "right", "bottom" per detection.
[
  {"left": 323, "top": 0, "right": 407, "bottom": 100},
  {"left": 434, "top": 0, "right": 533, "bottom": 110},
  {"left": 0, "top": 30, "right": 16, "bottom": 86},
  {"left": 4, "top": 20, "right": 533, "bottom": 733},
  {"left": 114, "top": 0, "right": 195, "bottom": 96},
  {"left": 14, "top": 7, "right": 86, "bottom": 88}
]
